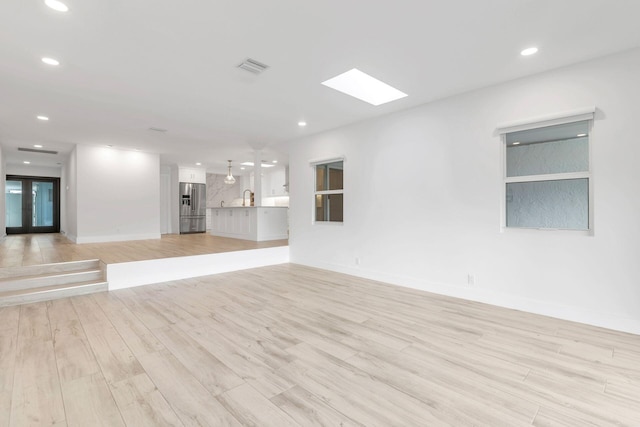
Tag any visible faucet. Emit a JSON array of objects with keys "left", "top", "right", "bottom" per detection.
[
  {"left": 220, "top": 200, "right": 224, "bottom": 207},
  {"left": 243, "top": 189, "right": 252, "bottom": 207}
]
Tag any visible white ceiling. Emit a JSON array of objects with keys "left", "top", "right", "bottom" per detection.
[{"left": 1, "top": 0, "right": 640, "bottom": 174}]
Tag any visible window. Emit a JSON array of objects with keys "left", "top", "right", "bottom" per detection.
[
  {"left": 503, "top": 120, "right": 591, "bottom": 230},
  {"left": 314, "top": 160, "right": 343, "bottom": 222}
]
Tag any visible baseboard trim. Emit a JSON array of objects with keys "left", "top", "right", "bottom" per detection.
[{"left": 291, "top": 259, "right": 640, "bottom": 336}]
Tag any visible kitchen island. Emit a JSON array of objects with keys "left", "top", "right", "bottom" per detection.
[{"left": 208, "top": 206, "right": 288, "bottom": 241}]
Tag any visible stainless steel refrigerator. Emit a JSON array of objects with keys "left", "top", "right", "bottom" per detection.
[{"left": 179, "top": 182, "right": 206, "bottom": 234}]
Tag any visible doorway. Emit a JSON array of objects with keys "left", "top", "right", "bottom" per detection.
[{"left": 5, "top": 175, "right": 60, "bottom": 234}]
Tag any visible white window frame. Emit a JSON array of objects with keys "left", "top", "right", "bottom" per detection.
[
  {"left": 310, "top": 157, "right": 344, "bottom": 225},
  {"left": 497, "top": 107, "right": 595, "bottom": 234}
]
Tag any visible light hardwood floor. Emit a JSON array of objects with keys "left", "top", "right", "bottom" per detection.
[
  {"left": 0, "top": 233, "right": 288, "bottom": 267},
  {"left": 1, "top": 264, "right": 639, "bottom": 426}
]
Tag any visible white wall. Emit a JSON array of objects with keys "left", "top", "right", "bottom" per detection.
[
  {"left": 160, "top": 167, "right": 171, "bottom": 234},
  {"left": 74, "top": 145, "right": 160, "bottom": 243},
  {"left": 170, "top": 164, "right": 179, "bottom": 234},
  {"left": 64, "top": 147, "right": 78, "bottom": 240},
  {"left": 0, "top": 146, "right": 5, "bottom": 238},
  {"left": 289, "top": 48, "right": 640, "bottom": 334},
  {"left": 5, "top": 164, "right": 61, "bottom": 177}
]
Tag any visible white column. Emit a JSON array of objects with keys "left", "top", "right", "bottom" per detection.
[{"left": 253, "top": 150, "right": 262, "bottom": 206}]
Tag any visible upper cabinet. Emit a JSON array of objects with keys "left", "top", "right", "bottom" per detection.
[
  {"left": 179, "top": 167, "right": 206, "bottom": 184},
  {"left": 263, "top": 167, "right": 288, "bottom": 197}
]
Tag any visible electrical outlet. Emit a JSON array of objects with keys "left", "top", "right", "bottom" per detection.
[{"left": 467, "top": 274, "right": 475, "bottom": 285}]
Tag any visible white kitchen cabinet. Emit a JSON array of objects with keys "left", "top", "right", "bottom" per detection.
[
  {"left": 208, "top": 207, "right": 287, "bottom": 241},
  {"left": 263, "top": 168, "right": 288, "bottom": 197},
  {"left": 205, "top": 209, "right": 212, "bottom": 230},
  {"left": 179, "top": 167, "right": 206, "bottom": 184},
  {"left": 211, "top": 208, "right": 225, "bottom": 233}
]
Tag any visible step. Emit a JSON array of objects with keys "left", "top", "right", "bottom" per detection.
[
  {"left": 0, "top": 269, "right": 105, "bottom": 293},
  {"left": 0, "top": 281, "right": 109, "bottom": 308},
  {"left": 0, "top": 259, "right": 101, "bottom": 280}
]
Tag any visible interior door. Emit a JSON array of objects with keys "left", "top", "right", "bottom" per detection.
[{"left": 5, "top": 176, "right": 60, "bottom": 234}]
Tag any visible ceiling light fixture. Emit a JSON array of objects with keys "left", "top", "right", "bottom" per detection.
[
  {"left": 512, "top": 142, "right": 521, "bottom": 145},
  {"left": 272, "top": 160, "right": 278, "bottom": 164},
  {"left": 37, "top": 115, "right": 49, "bottom": 121},
  {"left": 321, "top": 68, "right": 408, "bottom": 106},
  {"left": 41, "top": 57, "right": 60, "bottom": 66},
  {"left": 34, "top": 144, "right": 43, "bottom": 148},
  {"left": 44, "top": 0, "right": 69, "bottom": 12},
  {"left": 520, "top": 47, "right": 538, "bottom": 56},
  {"left": 195, "top": 162, "right": 202, "bottom": 166},
  {"left": 298, "top": 121, "right": 307, "bottom": 127},
  {"left": 23, "top": 161, "right": 31, "bottom": 164},
  {"left": 224, "top": 160, "right": 236, "bottom": 185},
  {"left": 577, "top": 133, "right": 587, "bottom": 137}
]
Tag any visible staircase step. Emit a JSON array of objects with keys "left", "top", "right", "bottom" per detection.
[
  {"left": 0, "top": 281, "right": 109, "bottom": 307},
  {"left": 0, "top": 259, "right": 101, "bottom": 280},
  {"left": 0, "top": 269, "right": 104, "bottom": 293}
]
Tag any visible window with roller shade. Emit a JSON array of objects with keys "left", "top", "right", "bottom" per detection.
[{"left": 504, "top": 120, "right": 591, "bottom": 230}]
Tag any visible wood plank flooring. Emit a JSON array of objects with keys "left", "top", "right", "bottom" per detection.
[
  {"left": 1, "top": 263, "right": 639, "bottom": 426},
  {"left": 0, "top": 233, "right": 287, "bottom": 267}
]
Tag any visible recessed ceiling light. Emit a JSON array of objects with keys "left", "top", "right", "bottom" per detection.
[
  {"left": 298, "top": 121, "right": 307, "bottom": 127},
  {"left": 577, "top": 133, "right": 587, "bottom": 137},
  {"left": 41, "top": 57, "right": 60, "bottom": 66},
  {"left": 520, "top": 47, "right": 538, "bottom": 56},
  {"left": 512, "top": 142, "right": 521, "bottom": 145},
  {"left": 240, "top": 167, "right": 245, "bottom": 170},
  {"left": 195, "top": 162, "right": 202, "bottom": 166},
  {"left": 34, "top": 144, "right": 44, "bottom": 148},
  {"left": 272, "top": 160, "right": 278, "bottom": 164},
  {"left": 44, "top": 0, "right": 69, "bottom": 12},
  {"left": 23, "top": 161, "right": 31, "bottom": 164},
  {"left": 240, "top": 161, "right": 275, "bottom": 168},
  {"left": 321, "top": 68, "right": 408, "bottom": 106},
  {"left": 37, "top": 115, "right": 49, "bottom": 121}
]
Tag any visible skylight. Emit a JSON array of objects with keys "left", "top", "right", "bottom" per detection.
[{"left": 321, "top": 68, "right": 407, "bottom": 106}]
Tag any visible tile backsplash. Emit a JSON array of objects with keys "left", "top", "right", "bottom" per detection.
[{"left": 206, "top": 174, "right": 242, "bottom": 207}]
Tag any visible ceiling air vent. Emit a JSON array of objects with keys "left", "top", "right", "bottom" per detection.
[
  {"left": 238, "top": 58, "right": 269, "bottom": 74},
  {"left": 18, "top": 147, "right": 58, "bottom": 155}
]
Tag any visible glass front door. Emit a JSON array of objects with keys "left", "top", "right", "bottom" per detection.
[
  {"left": 5, "top": 180, "right": 23, "bottom": 228},
  {"left": 5, "top": 176, "right": 60, "bottom": 234}
]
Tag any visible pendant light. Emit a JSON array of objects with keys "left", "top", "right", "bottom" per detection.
[{"left": 224, "top": 160, "right": 236, "bottom": 184}]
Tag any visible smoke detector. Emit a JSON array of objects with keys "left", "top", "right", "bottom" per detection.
[{"left": 238, "top": 58, "right": 269, "bottom": 74}]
